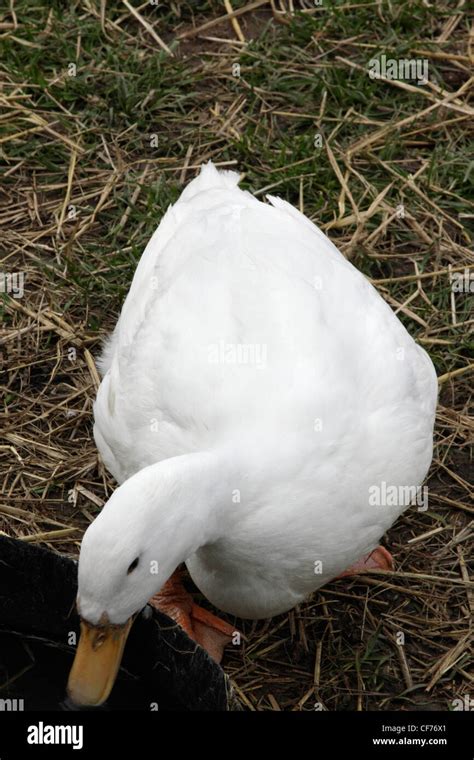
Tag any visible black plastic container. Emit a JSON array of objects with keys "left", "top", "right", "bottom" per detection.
[{"left": 0, "top": 535, "right": 240, "bottom": 711}]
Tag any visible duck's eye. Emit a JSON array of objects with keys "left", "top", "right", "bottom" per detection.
[{"left": 127, "top": 556, "right": 140, "bottom": 574}]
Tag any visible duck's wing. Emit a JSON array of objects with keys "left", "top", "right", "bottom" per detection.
[
  {"left": 97, "top": 164, "right": 255, "bottom": 376},
  {"left": 94, "top": 163, "right": 437, "bottom": 492}
]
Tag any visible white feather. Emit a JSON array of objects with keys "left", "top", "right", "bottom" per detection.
[{"left": 78, "top": 162, "right": 437, "bottom": 624}]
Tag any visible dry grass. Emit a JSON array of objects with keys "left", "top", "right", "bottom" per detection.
[{"left": 1, "top": 0, "right": 473, "bottom": 711}]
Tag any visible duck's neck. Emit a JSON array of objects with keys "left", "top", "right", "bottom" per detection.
[{"left": 114, "top": 449, "right": 236, "bottom": 583}]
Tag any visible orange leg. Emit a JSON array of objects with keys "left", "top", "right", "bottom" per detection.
[
  {"left": 337, "top": 545, "right": 394, "bottom": 578},
  {"left": 149, "top": 570, "right": 236, "bottom": 664}
]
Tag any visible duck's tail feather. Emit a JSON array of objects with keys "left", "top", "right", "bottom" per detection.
[{"left": 179, "top": 161, "right": 241, "bottom": 202}]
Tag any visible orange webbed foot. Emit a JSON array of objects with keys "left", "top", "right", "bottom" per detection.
[
  {"left": 149, "top": 570, "right": 236, "bottom": 663},
  {"left": 337, "top": 545, "right": 394, "bottom": 578}
]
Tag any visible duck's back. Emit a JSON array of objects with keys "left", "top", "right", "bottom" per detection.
[{"left": 94, "top": 164, "right": 437, "bottom": 503}]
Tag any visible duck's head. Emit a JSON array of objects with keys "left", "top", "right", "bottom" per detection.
[
  {"left": 67, "top": 458, "right": 213, "bottom": 707},
  {"left": 66, "top": 489, "right": 165, "bottom": 707},
  {"left": 66, "top": 529, "right": 158, "bottom": 707}
]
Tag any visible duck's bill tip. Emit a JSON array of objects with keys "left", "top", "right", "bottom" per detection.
[{"left": 67, "top": 617, "right": 133, "bottom": 707}]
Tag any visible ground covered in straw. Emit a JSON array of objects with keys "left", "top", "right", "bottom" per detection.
[{"left": 1, "top": 0, "right": 473, "bottom": 711}]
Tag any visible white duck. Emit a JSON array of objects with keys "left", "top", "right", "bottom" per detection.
[{"left": 67, "top": 162, "right": 437, "bottom": 706}]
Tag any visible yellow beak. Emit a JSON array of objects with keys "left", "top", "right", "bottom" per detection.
[{"left": 67, "top": 617, "right": 134, "bottom": 706}]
